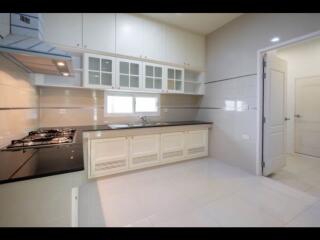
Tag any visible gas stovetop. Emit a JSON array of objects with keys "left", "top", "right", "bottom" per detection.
[{"left": 5, "top": 128, "right": 76, "bottom": 150}]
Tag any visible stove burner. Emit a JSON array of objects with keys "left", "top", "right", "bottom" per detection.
[{"left": 6, "top": 128, "right": 76, "bottom": 149}]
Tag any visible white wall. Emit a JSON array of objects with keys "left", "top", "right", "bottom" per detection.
[
  {"left": 198, "top": 13, "right": 320, "bottom": 174},
  {"left": 276, "top": 37, "right": 320, "bottom": 154}
]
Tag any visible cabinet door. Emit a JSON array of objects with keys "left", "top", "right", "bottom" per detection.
[
  {"left": 161, "top": 132, "right": 185, "bottom": 162},
  {"left": 184, "top": 130, "right": 208, "bottom": 159},
  {"left": 83, "top": 53, "right": 115, "bottom": 89},
  {"left": 141, "top": 20, "right": 166, "bottom": 61},
  {"left": 185, "top": 33, "right": 205, "bottom": 71},
  {"left": 116, "top": 58, "right": 142, "bottom": 90},
  {"left": 41, "top": 13, "right": 82, "bottom": 48},
  {"left": 164, "top": 26, "right": 187, "bottom": 66},
  {"left": 143, "top": 63, "right": 165, "bottom": 93},
  {"left": 83, "top": 13, "right": 116, "bottom": 53},
  {"left": 116, "top": 14, "right": 144, "bottom": 58},
  {"left": 166, "top": 67, "right": 184, "bottom": 93},
  {"left": 89, "top": 137, "right": 129, "bottom": 178},
  {"left": 129, "top": 134, "right": 160, "bottom": 169}
]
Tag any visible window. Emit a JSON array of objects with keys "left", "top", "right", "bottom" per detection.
[{"left": 105, "top": 92, "right": 160, "bottom": 116}]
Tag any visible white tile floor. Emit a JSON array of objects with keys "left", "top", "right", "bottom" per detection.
[
  {"left": 270, "top": 154, "right": 320, "bottom": 197},
  {"left": 79, "top": 157, "right": 320, "bottom": 227}
]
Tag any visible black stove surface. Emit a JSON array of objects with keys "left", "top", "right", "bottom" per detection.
[{"left": 6, "top": 128, "right": 76, "bottom": 149}]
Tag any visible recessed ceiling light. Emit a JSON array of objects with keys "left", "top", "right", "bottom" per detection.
[
  {"left": 57, "top": 61, "right": 65, "bottom": 66},
  {"left": 62, "top": 72, "right": 69, "bottom": 76},
  {"left": 271, "top": 37, "right": 280, "bottom": 43}
]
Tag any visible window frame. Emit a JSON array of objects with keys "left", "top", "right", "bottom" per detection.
[{"left": 104, "top": 92, "right": 160, "bottom": 117}]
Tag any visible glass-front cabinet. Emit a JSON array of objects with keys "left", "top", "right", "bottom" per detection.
[
  {"left": 83, "top": 53, "right": 115, "bottom": 89},
  {"left": 143, "top": 63, "right": 165, "bottom": 93},
  {"left": 166, "top": 67, "right": 184, "bottom": 93},
  {"left": 116, "top": 58, "right": 142, "bottom": 90}
]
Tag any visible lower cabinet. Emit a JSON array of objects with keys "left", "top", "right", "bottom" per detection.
[
  {"left": 89, "top": 137, "right": 129, "bottom": 178},
  {"left": 88, "top": 128, "right": 209, "bottom": 178},
  {"left": 129, "top": 134, "right": 160, "bottom": 169},
  {"left": 160, "top": 132, "right": 185, "bottom": 162},
  {"left": 184, "top": 130, "right": 208, "bottom": 159}
]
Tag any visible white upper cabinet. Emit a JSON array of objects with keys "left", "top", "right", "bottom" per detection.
[
  {"left": 116, "top": 58, "right": 143, "bottom": 90},
  {"left": 164, "top": 25, "right": 205, "bottom": 71},
  {"left": 83, "top": 53, "right": 116, "bottom": 89},
  {"left": 143, "top": 63, "right": 165, "bottom": 93},
  {"left": 166, "top": 66, "right": 184, "bottom": 93},
  {"left": 184, "top": 32, "right": 205, "bottom": 71},
  {"left": 115, "top": 14, "right": 166, "bottom": 61},
  {"left": 164, "top": 26, "right": 187, "bottom": 67},
  {"left": 140, "top": 19, "right": 166, "bottom": 61},
  {"left": 83, "top": 13, "right": 116, "bottom": 53},
  {"left": 115, "top": 14, "right": 144, "bottom": 58},
  {"left": 42, "top": 13, "right": 82, "bottom": 48}
]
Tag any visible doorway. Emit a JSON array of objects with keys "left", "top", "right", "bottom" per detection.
[{"left": 260, "top": 35, "right": 320, "bottom": 196}]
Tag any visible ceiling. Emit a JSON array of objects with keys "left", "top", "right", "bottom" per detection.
[{"left": 139, "top": 13, "right": 243, "bottom": 35}]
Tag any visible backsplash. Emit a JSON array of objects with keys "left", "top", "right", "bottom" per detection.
[
  {"left": 39, "top": 87, "right": 201, "bottom": 127},
  {"left": 0, "top": 55, "right": 39, "bottom": 148}
]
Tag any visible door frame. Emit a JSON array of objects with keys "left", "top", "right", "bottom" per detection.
[{"left": 256, "top": 30, "right": 320, "bottom": 176}]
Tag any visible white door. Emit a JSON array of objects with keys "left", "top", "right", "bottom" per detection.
[
  {"left": 295, "top": 76, "right": 320, "bottom": 157},
  {"left": 41, "top": 13, "right": 82, "bottom": 48},
  {"left": 166, "top": 67, "right": 184, "bottom": 93},
  {"left": 83, "top": 13, "right": 116, "bottom": 53},
  {"left": 263, "top": 53, "right": 287, "bottom": 176},
  {"left": 129, "top": 134, "right": 160, "bottom": 169},
  {"left": 115, "top": 14, "right": 144, "bottom": 58},
  {"left": 83, "top": 53, "right": 115, "bottom": 89},
  {"left": 116, "top": 58, "right": 143, "bottom": 90},
  {"left": 89, "top": 137, "right": 129, "bottom": 178},
  {"left": 143, "top": 63, "right": 165, "bottom": 93},
  {"left": 161, "top": 132, "right": 185, "bottom": 162},
  {"left": 184, "top": 130, "right": 208, "bottom": 159},
  {"left": 164, "top": 26, "right": 187, "bottom": 66}
]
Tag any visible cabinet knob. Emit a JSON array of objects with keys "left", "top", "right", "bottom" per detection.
[{"left": 76, "top": 43, "right": 80, "bottom": 47}]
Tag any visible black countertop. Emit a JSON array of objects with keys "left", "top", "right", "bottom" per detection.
[{"left": 0, "top": 121, "right": 212, "bottom": 184}]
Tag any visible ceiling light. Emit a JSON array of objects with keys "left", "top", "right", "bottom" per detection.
[
  {"left": 57, "top": 61, "right": 65, "bottom": 66},
  {"left": 62, "top": 72, "right": 69, "bottom": 76},
  {"left": 271, "top": 37, "right": 280, "bottom": 43}
]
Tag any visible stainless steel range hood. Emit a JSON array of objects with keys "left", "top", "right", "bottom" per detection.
[{"left": 0, "top": 13, "right": 73, "bottom": 76}]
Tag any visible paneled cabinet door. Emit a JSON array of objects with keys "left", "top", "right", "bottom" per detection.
[
  {"left": 129, "top": 134, "right": 160, "bottom": 169},
  {"left": 166, "top": 67, "right": 184, "bottom": 93},
  {"left": 83, "top": 13, "right": 116, "bottom": 53},
  {"left": 143, "top": 63, "right": 165, "bottom": 93},
  {"left": 89, "top": 137, "right": 129, "bottom": 178},
  {"left": 116, "top": 58, "right": 143, "bottom": 90},
  {"left": 41, "top": 13, "right": 82, "bottom": 48},
  {"left": 83, "top": 53, "right": 115, "bottom": 89},
  {"left": 184, "top": 130, "right": 208, "bottom": 159},
  {"left": 161, "top": 132, "right": 185, "bottom": 162}
]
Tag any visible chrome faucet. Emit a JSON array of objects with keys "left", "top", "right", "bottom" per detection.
[{"left": 139, "top": 116, "right": 148, "bottom": 124}]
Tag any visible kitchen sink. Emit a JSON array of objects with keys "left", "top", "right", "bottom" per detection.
[{"left": 108, "top": 122, "right": 170, "bottom": 129}]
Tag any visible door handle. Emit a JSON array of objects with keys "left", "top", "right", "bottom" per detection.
[
  {"left": 284, "top": 117, "right": 290, "bottom": 121},
  {"left": 295, "top": 114, "right": 302, "bottom": 118}
]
